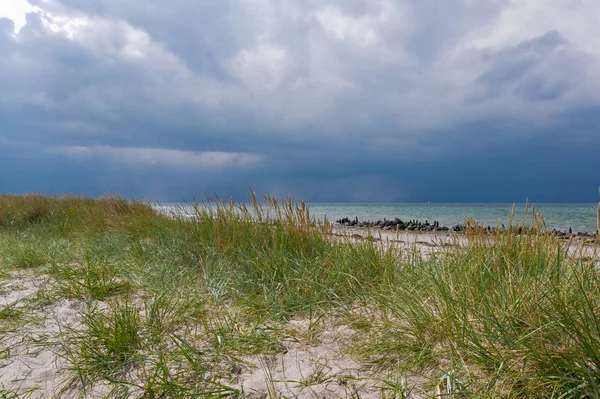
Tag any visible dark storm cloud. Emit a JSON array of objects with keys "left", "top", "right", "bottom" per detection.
[
  {"left": 474, "top": 31, "right": 574, "bottom": 101},
  {"left": 1, "top": 0, "right": 600, "bottom": 202}
]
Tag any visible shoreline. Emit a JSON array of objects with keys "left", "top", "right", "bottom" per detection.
[
  {"left": 331, "top": 224, "right": 599, "bottom": 259},
  {"left": 333, "top": 217, "right": 598, "bottom": 240}
]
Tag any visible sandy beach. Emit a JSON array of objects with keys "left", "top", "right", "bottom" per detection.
[
  {"left": 2, "top": 226, "right": 598, "bottom": 398},
  {"left": 0, "top": 272, "right": 406, "bottom": 398},
  {"left": 1, "top": 194, "right": 600, "bottom": 398},
  {"left": 332, "top": 225, "right": 600, "bottom": 259}
]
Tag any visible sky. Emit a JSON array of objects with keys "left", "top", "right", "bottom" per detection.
[{"left": 1, "top": 0, "right": 599, "bottom": 203}]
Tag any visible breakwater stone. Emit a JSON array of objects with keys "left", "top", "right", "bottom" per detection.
[{"left": 334, "top": 217, "right": 597, "bottom": 239}]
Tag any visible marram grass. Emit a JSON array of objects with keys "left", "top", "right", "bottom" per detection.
[
  {"left": 0, "top": 193, "right": 599, "bottom": 398},
  {"left": 597, "top": 202, "right": 600, "bottom": 236}
]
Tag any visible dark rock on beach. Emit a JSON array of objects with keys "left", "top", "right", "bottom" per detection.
[{"left": 334, "top": 216, "right": 597, "bottom": 238}]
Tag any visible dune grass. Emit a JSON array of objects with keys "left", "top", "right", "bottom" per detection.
[
  {"left": 597, "top": 202, "right": 600, "bottom": 236},
  {"left": 0, "top": 193, "right": 599, "bottom": 398}
]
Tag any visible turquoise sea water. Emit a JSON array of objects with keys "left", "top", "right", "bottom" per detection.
[
  {"left": 159, "top": 203, "right": 599, "bottom": 233},
  {"left": 308, "top": 203, "right": 598, "bottom": 233}
]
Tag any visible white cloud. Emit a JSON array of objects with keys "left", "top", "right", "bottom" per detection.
[
  {"left": 316, "top": 6, "right": 379, "bottom": 46},
  {"left": 465, "top": 0, "right": 600, "bottom": 56},
  {"left": 0, "top": 0, "right": 39, "bottom": 33},
  {"left": 50, "top": 146, "right": 264, "bottom": 169},
  {"left": 230, "top": 44, "right": 289, "bottom": 90}
]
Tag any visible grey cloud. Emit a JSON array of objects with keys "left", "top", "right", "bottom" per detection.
[
  {"left": 0, "top": 17, "right": 15, "bottom": 35},
  {"left": 1, "top": 0, "right": 600, "bottom": 201},
  {"left": 475, "top": 31, "right": 568, "bottom": 98}
]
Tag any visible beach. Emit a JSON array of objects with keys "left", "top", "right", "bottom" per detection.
[{"left": 1, "top": 195, "right": 600, "bottom": 398}]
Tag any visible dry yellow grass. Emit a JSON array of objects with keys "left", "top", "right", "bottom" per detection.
[{"left": 0, "top": 194, "right": 157, "bottom": 229}]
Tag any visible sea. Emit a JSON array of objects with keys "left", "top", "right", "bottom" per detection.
[
  {"left": 307, "top": 203, "right": 598, "bottom": 233},
  {"left": 158, "top": 203, "right": 599, "bottom": 234}
]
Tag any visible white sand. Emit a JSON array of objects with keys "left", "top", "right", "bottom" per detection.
[
  {"left": 238, "top": 320, "right": 382, "bottom": 398},
  {"left": 333, "top": 226, "right": 599, "bottom": 258},
  {"left": 0, "top": 230, "right": 597, "bottom": 397},
  {"left": 0, "top": 271, "right": 421, "bottom": 398},
  {"left": 1, "top": 273, "right": 75, "bottom": 398}
]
